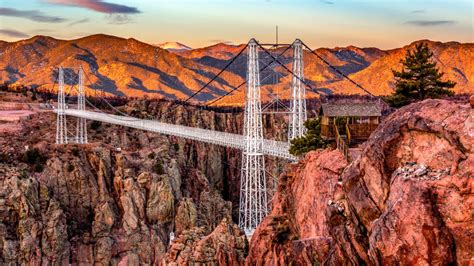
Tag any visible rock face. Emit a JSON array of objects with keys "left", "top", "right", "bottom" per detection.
[
  {"left": 247, "top": 99, "right": 473, "bottom": 265},
  {"left": 163, "top": 218, "right": 248, "bottom": 265},
  {"left": 0, "top": 99, "right": 254, "bottom": 264}
]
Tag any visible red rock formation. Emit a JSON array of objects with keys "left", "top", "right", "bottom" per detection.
[
  {"left": 247, "top": 149, "right": 348, "bottom": 265},
  {"left": 163, "top": 218, "right": 248, "bottom": 265},
  {"left": 247, "top": 99, "right": 473, "bottom": 265}
]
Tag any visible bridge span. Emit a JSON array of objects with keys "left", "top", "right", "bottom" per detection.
[{"left": 62, "top": 109, "right": 297, "bottom": 161}]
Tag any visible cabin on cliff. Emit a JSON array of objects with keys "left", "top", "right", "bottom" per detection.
[{"left": 319, "top": 103, "right": 381, "bottom": 144}]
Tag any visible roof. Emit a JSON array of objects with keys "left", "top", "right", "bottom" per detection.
[{"left": 321, "top": 103, "right": 381, "bottom": 117}]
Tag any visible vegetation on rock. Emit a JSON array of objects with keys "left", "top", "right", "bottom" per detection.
[
  {"left": 289, "top": 118, "right": 329, "bottom": 156},
  {"left": 21, "top": 148, "right": 47, "bottom": 172}
]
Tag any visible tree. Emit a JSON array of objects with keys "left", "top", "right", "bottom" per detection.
[
  {"left": 289, "top": 117, "right": 329, "bottom": 156},
  {"left": 386, "top": 42, "right": 455, "bottom": 107}
]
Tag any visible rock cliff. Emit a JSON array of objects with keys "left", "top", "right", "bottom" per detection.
[
  {"left": 1, "top": 97, "right": 472, "bottom": 264},
  {"left": 247, "top": 99, "right": 473, "bottom": 265},
  {"left": 0, "top": 97, "right": 289, "bottom": 264}
]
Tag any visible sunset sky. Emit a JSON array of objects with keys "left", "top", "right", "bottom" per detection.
[{"left": 0, "top": 0, "right": 472, "bottom": 49}]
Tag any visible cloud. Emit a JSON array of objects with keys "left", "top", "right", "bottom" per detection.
[
  {"left": 107, "top": 14, "right": 133, "bottom": 25},
  {"left": 405, "top": 20, "right": 456, "bottom": 26},
  {"left": 32, "top": 29, "right": 55, "bottom": 34},
  {"left": 411, "top": 9, "right": 426, "bottom": 14},
  {"left": 0, "top": 29, "right": 29, "bottom": 38},
  {"left": 320, "top": 0, "right": 334, "bottom": 4},
  {"left": 46, "top": 0, "right": 140, "bottom": 14},
  {"left": 68, "top": 18, "right": 90, "bottom": 26},
  {"left": 0, "top": 7, "right": 66, "bottom": 23},
  {"left": 209, "top": 39, "right": 234, "bottom": 45}
]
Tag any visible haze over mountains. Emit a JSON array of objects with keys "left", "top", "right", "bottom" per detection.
[{"left": 0, "top": 34, "right": 472, "bottom": 106}]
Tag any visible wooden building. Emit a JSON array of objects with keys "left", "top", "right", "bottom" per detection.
[{"left": 320, "top": 103, "right": 381, "bottom": 144}]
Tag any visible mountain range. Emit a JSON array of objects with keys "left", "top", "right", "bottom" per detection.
[{"left": 0, "top": 34, "right": 472, "bottom": 106}]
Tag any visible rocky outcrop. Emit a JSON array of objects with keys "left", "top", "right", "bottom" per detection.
[
  {"left": 247, "top": 99, "right": 473, "bottom": 265},
  {"left": 0, "top": 98, "right": 255, "bottom": 264},
  {"left": 163, "top": 218, "right": 248, "bottom": 265},
  {"left": 247, "top": 149, "right": 348, "bottom": 265}
]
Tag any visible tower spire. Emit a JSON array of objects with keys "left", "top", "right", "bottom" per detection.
[
  {"left": 56, "top": 67, "right": 68, "bottom": 144},
  {"left": 288, "top": 39, "right": 307, "bottom": 141},
  {"left": 239, "top": 39, "right": 268, "bottom": 236},
  {"left": 76, "top": 66, "right": 88, "bottom": 144}
]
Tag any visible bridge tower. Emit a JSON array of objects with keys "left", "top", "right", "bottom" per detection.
[
  {"left": 239, "top": 39, "right": 268, "bottom": 236},
  {"left": 288, "top": 39, "right": 307, "bottom": 141},
  {"left": 76, "top": 66, "right": 88, "bottom": 144},
  {"left": 56, "top": 67, "right": 68, "bottom": 144}
]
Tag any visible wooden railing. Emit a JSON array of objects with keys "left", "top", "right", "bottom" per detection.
[
  {"left": 334, "top": 124, "right": 349, "bottom": 161},
  {"left": 346, "top": 123, "right": 351, "bottom": 145},
  {"left": 347, "top": 124, "right": 378, "bottom": 140},
  {"left": 322, "top": 123, "right": 378, "bottom": 141}
]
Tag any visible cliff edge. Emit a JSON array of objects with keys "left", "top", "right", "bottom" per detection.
[{"left": 247, "top": 99, "right": 473, "bottom": 265}]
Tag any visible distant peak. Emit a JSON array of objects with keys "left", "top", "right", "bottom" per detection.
[{"left": 157, "top": 42, "right": 192, "bottom": 51}]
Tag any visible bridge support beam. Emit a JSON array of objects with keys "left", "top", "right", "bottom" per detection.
[
  {"left": 288, "top": 39, "right": 307, "bottom": 141},
  {"left": 56, "top": 67, "right": 68, "bottom": 144},
  {"left": 76, "top": 66, "right": 88, "bottom": 144},
  {"left": 239, "top": 39, "right": 268, "bottom": 236}
]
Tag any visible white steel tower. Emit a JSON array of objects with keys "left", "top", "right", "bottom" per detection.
[
  {"left": 76, "top": 66, "right": 88, "bottom": 144},
  {"left": 56, "top": 67, "right": 68, "bottom": 144},
  {"left": 288, "top": 39, "right": 307, "bottom": 141},
  {"left": 239, "top": 39, "right": 268, "bottom": 236}
]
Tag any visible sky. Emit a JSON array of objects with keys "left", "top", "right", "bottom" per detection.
[{"left": 0, "top": 0, "right": 472, "bottom": 49}]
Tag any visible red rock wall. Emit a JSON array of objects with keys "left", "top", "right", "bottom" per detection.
[{"left": 247, "top": 99, "right": 474, "bottom": 265}]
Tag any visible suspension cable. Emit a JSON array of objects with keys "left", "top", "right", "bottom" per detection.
[
  {"left": 255, "top": 41, "right": 323, "bottom": 97},
  {"left": 300, "top": 41, "right": 375, "bottom": 97},
  {"left": 207, "top": 42, "right": 294, "bottom": 106},
  {"left": 81, "top": 69, "right": 135, "bottom": 118},
  {"left": 181, "top": 42, "right": 249, "bottom": 104}
]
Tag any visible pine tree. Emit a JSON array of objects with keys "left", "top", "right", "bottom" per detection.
[
  {"left": 387, "top": 42, "right": 455, "bottom": 107},
  {"left": 289, "top": 118, "right": 329, "bottom": 156}
]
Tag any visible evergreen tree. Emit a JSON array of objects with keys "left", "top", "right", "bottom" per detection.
[
  {"left": 387, "top": 42, "right": 455, "bottom": 107},
  {"left": 289, "top": 118, "right": 329, "bottom": 156}
]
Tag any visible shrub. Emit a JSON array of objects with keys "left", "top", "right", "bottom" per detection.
[
  {"left": 91, "top": 120, "right": 102, "bottom": 130},
  {"left": 147, "top": 152, "right": 155, "bottom": 159},
  {"left": 173, "top": 143, "right": 180, "bottom": 151},
  {"left": 71, "top": 148, "right": 80, "bottom": 157},
  {"left": 153, "top": 160, "right": 165, "bottom": 175},
  {"left": 22, "top": 148, "right": 47, "bottom": 173},
  {"left": 289, "top": 117, "right": 329, "bottom": 156}
]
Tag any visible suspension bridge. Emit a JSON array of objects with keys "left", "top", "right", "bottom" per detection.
[{"left": 53, "top": 38, "right": 374, "bottom": 236}]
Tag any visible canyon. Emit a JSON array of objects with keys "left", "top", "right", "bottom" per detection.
[{"left": 0, "top": 92, "right": 472, "bottom": 264}]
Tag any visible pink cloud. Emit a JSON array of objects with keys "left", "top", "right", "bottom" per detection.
[{"left": 46, "top": 0, "right": 140, "bottom": 14}]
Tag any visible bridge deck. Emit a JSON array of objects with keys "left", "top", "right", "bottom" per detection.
[{"left": 62, "top": 110, "right": 297, "bottom": 161}]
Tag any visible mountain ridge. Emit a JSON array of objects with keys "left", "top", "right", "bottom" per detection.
[{"left": 1, "top": 34, "right": 472, "bottom": 105}]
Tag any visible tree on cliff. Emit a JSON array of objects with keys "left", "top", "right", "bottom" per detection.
[
  {"left": 386, "top": 42, "right": 455, "bottom": 108},
  {"left": 289, "top": 118, "right": 329, "bottom": 156}
]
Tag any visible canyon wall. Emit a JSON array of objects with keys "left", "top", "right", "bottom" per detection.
[
  {"left": 247, "top": 99, "right": 473, "bottom": 265},
  {"left": 0, "top": 99, "right": 285, "bottom": 264},
  {"left": 1, "top": 98, "right": 472, "bottom": 264}
]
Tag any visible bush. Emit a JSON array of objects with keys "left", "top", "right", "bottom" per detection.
[
  {"left": 173, "top": 143, "right": 180, "bottom": 151},
  {"left": 91, "top": 120, "right": 102, "bottom": 130},
  {"left": 153, "top": 160, "right": 165, "bottom": 175},
  {"left": 71, "top": 148, "right": 80, "bottom": 157},
  {"left": 289, "top": 117, "right": 329, "bottom": 156},
  {"left": 22, "top": 148, "right": 47, "bottom": 172},
  {"left": 147, "top": 152, "right": 155, "bottom": 159}
]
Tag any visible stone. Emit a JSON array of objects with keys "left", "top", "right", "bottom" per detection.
[{"left": 247, "top": 99, "right": 473, "bottom": 265}]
